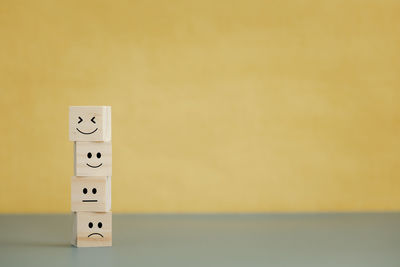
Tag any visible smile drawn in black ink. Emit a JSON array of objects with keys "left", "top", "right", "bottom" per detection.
[
  {"left": 76, "top": 128, "right": 98, "bottom": 135},
  {"left": 86, "top": 163, "right": 103, "bottom": 168},
  {"left": 88, "top": 233, "right": 104, "bottom": 238},
  {"left": 82, "top": 200, "right": 98, "bottom": 202}
]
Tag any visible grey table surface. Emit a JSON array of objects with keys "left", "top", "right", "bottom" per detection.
[{"left": 0, "top": 213, "right": 399, "bottom": 267}]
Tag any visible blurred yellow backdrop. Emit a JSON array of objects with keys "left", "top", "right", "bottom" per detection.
[{"left": 0, "top": 0, "right": 399, "bottom": 213}]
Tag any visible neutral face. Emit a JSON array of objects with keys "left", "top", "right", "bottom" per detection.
[
  {"left": 71, "top": 176, "right": 111, "bottom": 212},
  {"left": 82, "top": 187, "right": 98, "bottom": 203}
]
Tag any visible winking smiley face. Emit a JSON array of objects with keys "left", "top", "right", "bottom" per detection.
[
  {"left": 69, "top": 106, "right": 111, "bottom": 142},
  {"left": 76, "top": 116, "right": 98, "bottom": 135}
]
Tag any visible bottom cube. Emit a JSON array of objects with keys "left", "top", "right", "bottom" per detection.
[{"left": 72, "top": 211, "right": 112, "bottom": 247}]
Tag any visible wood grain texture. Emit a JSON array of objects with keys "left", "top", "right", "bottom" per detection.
[
  {"left": 71, "top": 176, "right": 111, "bottom": 212},
  {"left": 69, "top": 106, "right": 111, "bottom": 142},
  {"left": 72, "top": 211, "right": 112, "bottom": 247},
  {"left": 74, "top": 142, "right": 112, "bottom": 176}
]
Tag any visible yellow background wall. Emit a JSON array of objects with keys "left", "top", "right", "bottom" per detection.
[{"left": 0, "top": 0, "right": 399, "bottom": 213}]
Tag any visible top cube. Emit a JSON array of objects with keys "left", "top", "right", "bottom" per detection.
[{"left": 69, "top": 106, "right": 111, "bottom": 141}]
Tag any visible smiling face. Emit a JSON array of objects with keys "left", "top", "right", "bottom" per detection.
[
  {"left": 74, "top": 142, "right": 112, "bottom": 176},
  {"left": 86, "top": 151, "right": 103, "bottom": 168},
  {"left": 73, "top": 211, "right": 112, "bottom": 247},
  {"left": 76, "top": 115, "right": 98, "bottom": 135},
  {"left": 71, "top": 176, "right": 111, "bottom": 212},
  {"left": 69, "top": 106, "right": 111, "bottom": 141}
]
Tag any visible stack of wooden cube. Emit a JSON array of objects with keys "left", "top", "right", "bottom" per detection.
[{"left": 69, "top": 106, "right": 112, "bottom": 247}]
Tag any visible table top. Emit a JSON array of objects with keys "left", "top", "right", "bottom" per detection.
[{"left": 0, "top": 213, "right": 399, "bottom": 267}]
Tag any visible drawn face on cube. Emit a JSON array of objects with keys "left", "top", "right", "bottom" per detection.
[
  {"left": 87, "top": 221, "right": 104, "bottom": 238},
  {"left": 86, "top": 151, "right": 103, "bottom": 168},
  {"left": 69, "top": 106, "right": 111, "bottom": 141},
  {"left": 71, "top": 176, "right": 111, "bottom": 212},
  {"left": 75, "top": 142, "right": 112, "bottom": 176},
  {"left": 76, "top": 115, "right": 98, "bottom": 135},
  {"left": 74, "top": 212, "right": 112, "bottom": 247},
  {"left": 82, "top": 187, "right": 98, "bottom": 202}
]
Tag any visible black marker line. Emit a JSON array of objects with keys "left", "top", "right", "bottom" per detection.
[
  {"left": 86, "top": 163, "right": 103, "bottom": 168},
  {"left": 82, "top": 200, "right": 98, "bottom": 202},
  {"left": 76, "top": 128, "right": 98, "bottom": 135},
  {"left": 88, "top": 233, "right": 104, "bottom": 238}
]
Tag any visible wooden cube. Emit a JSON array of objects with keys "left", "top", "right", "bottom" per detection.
[
  {"left": 71, "top": 176, "right": 111, "bottom": 212},
  {"left": 74, "top": 142, "right": 112, "bottom": 176},
  {"left": 72, "top": 211, "right": 112, "bottom": 247},
  {"left": 69, "top": 106, "right": 111, "bottom": 142}
]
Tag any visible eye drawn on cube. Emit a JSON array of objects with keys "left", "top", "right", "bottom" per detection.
[
  {"left": 71, "top": 176, "right": 111, "bottom": 212},
  {"left": 74, "top": 142, "right": 112, "bottom": 176},
  {"left": 72, "top": 211, "right": 112, "bottom": 247},
  {"left": 69, "top": 106, "right": 111, "bottom": 142}
]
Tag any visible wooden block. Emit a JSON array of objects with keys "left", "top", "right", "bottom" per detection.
[
  {"left": 74, "top": 142, "right": 112, "bottom": 176},
  {"left": 71, "top": 176, "right": 111, "bottom": 212},
  {"left": 69, "top": 106, "right": 111, "bottom": 142},
  {"left": 72, "top": 211, "right": 112, "bottom": 247}
]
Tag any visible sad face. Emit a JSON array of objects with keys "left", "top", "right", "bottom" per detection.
[
  {"left": 74, "top": 142, "right": 112, "bottom": 176},
  {"left": 87, "top": 221, "right": 104, "bottom": 238},
  {"left": 73, "top": 211, "right": 112, "bottom": 247}
]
